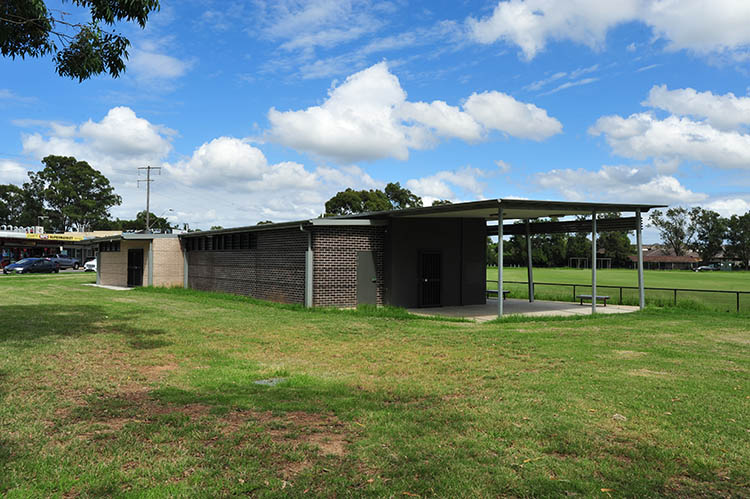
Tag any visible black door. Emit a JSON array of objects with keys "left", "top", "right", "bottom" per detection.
[
  {"left": 357, "top": 251, "right": 377, "bottom": 305},
  {"left": 419, "top": 251, "right": 441, "bottom": 307},
  {"left": 127, "top": 249, "right": 144, "bottom": 287}
]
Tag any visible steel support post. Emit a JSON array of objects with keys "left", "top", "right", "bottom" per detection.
[
  {"left": 525, "top": 219, "right": 534, "bottom": 302},
  {"left": 591, "top": 212, "right": 597, "bottom": 314},
  {"left": 636, "top": 209, "right": 645, "bottom": 310},
  {"left": 497, "top": 206, "right": 504, "bottom": 318}
]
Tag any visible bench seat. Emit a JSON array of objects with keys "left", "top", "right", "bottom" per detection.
[
  {"left": 576, "top": 294, "right": 610, "bottom": 306},
  {"left": 486, "top": 289, "right": 510, "bottom": 300}
]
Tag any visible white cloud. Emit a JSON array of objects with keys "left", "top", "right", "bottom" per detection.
[
  {"left": 9, "top": 108, "right": 383, "bottom": 230},
  {"left": 164, "top": 137, "right": 318, "bottom": 191},
  {"left": 20, "top": 107, "right": 173, "bottom": 179},
  {"left": 267, "top": 62, "right": 561, "bottom": 163},
  {"left": 704, "top": 197, "right": 750, "bottom": 217},
  {"left": 463, "top": 91, "right": 562, "bottom": 140},
  {"left": 539, "top": 77, "right": 599, "bottom": 96},
  {"left": 644, "top": 84, "right": 750, "bottom": 130},
  {"left": 589, "top": 112, "right": 750, "bottom": 170},
  {"left": 0, "top": 159, "right": 29, "bottom": 184},
  {"left": 127, "top": 39, "right": 194, "bottom": 82},
  {"left": 495, "top": 159, "right": 511, "bottom": 173},
  {"left": 535, "top": 164, "right": 707, "bottom": 204},
  {"left": 467, "top": 0, "right": 750, "bottom": 60},
  {"left": 406, "top": 166, "right": 488, "bottom": 201}
]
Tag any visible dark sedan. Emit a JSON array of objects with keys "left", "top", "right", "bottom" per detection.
[{"left": 3, "top": 258, "right": 60, "bottom": 274}]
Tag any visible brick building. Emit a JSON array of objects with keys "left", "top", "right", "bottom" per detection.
[{"left": 177, "top": 199, "right": 662, "bottom": 312}]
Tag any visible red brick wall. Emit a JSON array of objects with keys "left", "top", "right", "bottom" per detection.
[{"left": 312, "top": 226, "right": 385, "bottom": 307}]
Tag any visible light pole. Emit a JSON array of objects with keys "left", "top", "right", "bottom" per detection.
[{"left": 148, "top": 208, "right": 174, "bottom": 232}]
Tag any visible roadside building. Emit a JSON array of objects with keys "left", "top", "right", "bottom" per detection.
[{"left": 88, "top": 233, "right": 183, "bottom": 287}]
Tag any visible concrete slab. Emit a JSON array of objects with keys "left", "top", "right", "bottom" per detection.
[
  {"left": 83, "top": 283, "right": 134, "bottom": 291},
  {"left": 408, "top": 298, "right": 638, "bottom": 323}
]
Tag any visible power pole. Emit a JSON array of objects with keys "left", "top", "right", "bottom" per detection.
[{"left": 137, "top": 166, "right": 161, "bottom": 232}]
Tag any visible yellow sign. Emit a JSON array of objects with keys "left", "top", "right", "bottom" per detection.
[{"left": 25, "top": 233, "right": 85, "bottom": 242}]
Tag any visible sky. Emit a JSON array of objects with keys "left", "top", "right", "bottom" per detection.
[{"left": 2, "top": 0, "right": 750, "bottom": 240}]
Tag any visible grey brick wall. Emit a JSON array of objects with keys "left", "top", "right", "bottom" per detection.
[
  {"left": 186, "top": 228, "right": 306, "bottom": 304},
  {"left": 312, "top": 226, "right": 385, "bottom": 307}
]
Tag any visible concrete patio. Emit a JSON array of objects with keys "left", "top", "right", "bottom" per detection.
[{"left": 408, "top": 298, "right": 638, "bottom": 322}]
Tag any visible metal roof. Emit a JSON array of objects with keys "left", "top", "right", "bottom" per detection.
[
  {"left": 341, "top": 198, "right": 665, "bottom": 221},
  {"left": 177, "top": 198, "right": 666, "bottom": 238},
  {"left": 86, "top": 233, "right": 179, "bottom": 244}
]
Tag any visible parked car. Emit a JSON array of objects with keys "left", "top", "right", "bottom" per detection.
[
  {"left": 3, "top": 258, "right": 59, "bottom": 274},
  {"left": 84, "top": 258, "right": 97, "bottom": 272},
  {"left": 48, "top": 254, "right": 81, "bottom": 270},
  {"left": 694, "top": 264, "right": 720, "bottom": 272}
]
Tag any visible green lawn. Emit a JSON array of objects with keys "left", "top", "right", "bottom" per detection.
[
  {"left": 1, "top": 273, "right": 749, "bottom": 497},
  {"left": 487, "top": 267, "right": 750, "bottom": 312}
]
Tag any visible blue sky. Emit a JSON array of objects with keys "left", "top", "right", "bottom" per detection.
[{"left": 2, "top": 0, "right": 750, "bottom": 238}]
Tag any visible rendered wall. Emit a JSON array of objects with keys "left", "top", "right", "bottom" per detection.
[
  {"left": 152, "top": 238, "right": 184, "bottom": 287},
  {"left": 186, "top": 228, "right": 307, "bottom": 304},
  {"left": 384, "top": 218, "right": 486, "bottom": 308},
  {"left": 99, "top": 240, "right": 149, "bottom": 287}
]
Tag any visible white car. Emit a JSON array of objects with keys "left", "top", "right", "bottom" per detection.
[{"left": 84, "top": 258, "right": 97, "bottom": 272}]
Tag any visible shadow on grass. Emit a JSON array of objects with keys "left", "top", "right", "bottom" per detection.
[{"left": 0, "top": 305, "right": 172, "bottom": 350}]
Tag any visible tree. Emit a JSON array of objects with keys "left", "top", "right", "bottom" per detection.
[
  {"left": 113, "top": 211, "right": 173, "bottom": 232},
  {"left": 432, "top": 199, "right": 453, "bottom": 206},
  {"left": 324, "top": 183, "right": 422, "bottom": 216},
  {"left": 597, "top": 213, "right": 633, "bottom": 267},
  {"left": 649, "top": 207, "right": 694, "bottom": 256},
  {"left": 566, "top": 231, "right": 591, "bottom": 266},
  {"left": 726, "top": 211, "right": 750, "bottom": 269},
  {"left": 25, "top": 155, "right": 121, "bottom": 231},
  {"left": 384, "top": 182, "right": 422, "bottom": 210},
  {"left": 0, "top": 184, "right": 24, "bottom": 224},
  {"left": 257, "top": 220, "right": 273, "bottom": 225},
  {"left": 688, "top": 207, "right": 727, "bottom": 263},
  {"left": 1, "top": 0, "right": 159, "bottom": 81},
  {"left": 210, "top": 225, "right": 223, "bottom": 231}
]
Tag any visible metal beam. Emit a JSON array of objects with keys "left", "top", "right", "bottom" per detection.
[
  {"left": 486, "top": 216, "right": 639, "bottom": 236},
  {"left": 497, "top": 206, "right": 503, "bottom": 318},
  {"left": 525, "top": 219, "right": 534, "bottom": 302},
  {"left": 636, "top": 209, "right": 645, "bottom": 310},
  {"left": 591, "top": 212, "right": 597, "bottom": 314}
]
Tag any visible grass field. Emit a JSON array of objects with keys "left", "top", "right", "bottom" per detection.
[
  {"left": 487, "top": 267, "right": 750, "bottom": 312},
  {"left": 1, "top": 273, "right": 749, "bottom": 496}
]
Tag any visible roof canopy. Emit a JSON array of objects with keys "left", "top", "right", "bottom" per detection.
[{"left": 350, "top": 199, "right": 665, "bottom": 221}]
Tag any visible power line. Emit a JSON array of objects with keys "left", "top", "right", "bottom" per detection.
[{"left": 137, "top": 166, "right": 161, "bottom": 232}]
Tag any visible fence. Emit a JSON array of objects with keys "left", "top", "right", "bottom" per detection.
[{"left": 486, "top": 280, "right": 750, "bottom": 313}]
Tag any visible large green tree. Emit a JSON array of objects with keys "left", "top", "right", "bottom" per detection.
[
  {"left": 649, "top": 207, "right": 694, "bottom": 256},
  {"left": 25, "top": 155, "right": 121, "bottom": 231},
  {"left": 113, "top": 211, "right": 173, "bottom": 232},
  {"left": 726, "top": 211, "right": 750, "bottom": 269},
  {"left": 688, "top": 207, "right": 727, "bottom": 263},
  {"left": 597, "top": 213, "right": 633, "bottom": 267},
  {"left": 0, "top": 184, "right": 25, "bottom": 224},
  {"left": 1, "top": 0, "right": 159, "bottom": 81},
  {"left": 325, "top": 182, "right": 422, "bottom": 216}
]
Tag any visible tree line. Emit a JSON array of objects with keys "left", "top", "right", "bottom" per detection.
[
  {"left": 650, "top": 207, "right": 750, "bottom": 268},
  {"left": 0, "top": 155, "right": 173, "bottom": 233}
]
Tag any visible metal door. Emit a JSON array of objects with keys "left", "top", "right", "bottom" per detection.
[
  {"left": 356, "top": 251, "right": 377, "bottom": 305},
  {"left": 127, "top": 248, "right": 144, "bottom": 287},
  {"left": 419, "top": 251, "right": 441, "bottom": 307}
]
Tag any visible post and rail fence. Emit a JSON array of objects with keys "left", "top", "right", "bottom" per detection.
[{"left": 486, "top": 279, "right": 750, "bottom": 313}]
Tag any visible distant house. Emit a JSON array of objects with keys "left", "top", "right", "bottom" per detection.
[{"left": 629, "top": 244, "right": 700, "bottom": 270}]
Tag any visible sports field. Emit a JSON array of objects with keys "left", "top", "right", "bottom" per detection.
[
  {"left": 1, "top": 273, "right": 748, "bottom": 496},
  {"left": 487, "top": 267, "right": 750, "bottom": 312}
]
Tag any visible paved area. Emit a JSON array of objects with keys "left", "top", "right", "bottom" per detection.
[
  {"left": 83, "top": 283, "right": 133, "bottom": 291},
  {"left": 408, "top": 298, "right": 638, "bottom": 323}
]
